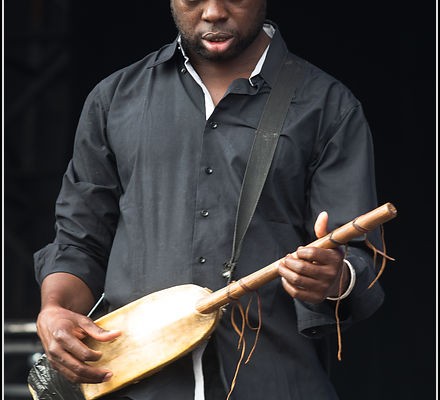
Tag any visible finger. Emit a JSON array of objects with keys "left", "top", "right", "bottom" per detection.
[
  {"left": 78, "top": 316, "right": 121, "bottom": 342},
  {"left": 281, "top": 277, "right": 325, "bottom": 304},
  {"left": 314, "top": 211, "right": 329, "bottom": 239},
  {"left": 50, "top": 358, "right": 113, "bottom": 384},
  {"left": 279, "top": 263, "right": 319, "bottom": 289},
  {"left": 280, "top": 255, "right": 321, "bottom": 280},
  {"left": 48, "top": 348, "right": 113, "bottom": 384},
  {"left": 51, "top": 326, "right": 104, "bottom": 361},
  {"left": 65, "top": 338, "right": 104, "bottom": 362},
  {"left": 282, "top": 252, "right": 342, "bottom": 288},
  {"left": 296, "top": 247, "right": 342, "bottom": 267}
]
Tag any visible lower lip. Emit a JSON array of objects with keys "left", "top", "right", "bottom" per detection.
[{"left": 202, "top": 37, "right": 233, "bottom": 53}]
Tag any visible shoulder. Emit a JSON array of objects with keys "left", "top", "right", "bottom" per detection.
[
  {"left": 292, "top": 53, "right": 361, "bottom": 114},
  {"left": 85, "top": 41, "right": 178, "bottom": 108},
  {"left": 284, "top": 52, "right": 366, "bottom": 136}
]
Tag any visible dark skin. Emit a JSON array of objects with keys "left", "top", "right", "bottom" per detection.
[
  {"left": 171, "top": 0, "right": 270, "bottom": 105},
  {"left": 37, "top": 0, "right": 348, "bottom": 385},
  {"left": 37, "top": 273, "right": 120, "bottom": 383},
  {"left": 280, "top": 211, "right": 348, "bottom": 304}
]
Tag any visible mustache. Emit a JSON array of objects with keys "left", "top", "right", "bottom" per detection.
[{"left": 199, "top": 25, "right": 236, "bottom": 37}]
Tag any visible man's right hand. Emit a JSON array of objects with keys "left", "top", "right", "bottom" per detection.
[{"left": 37, "top": 273, "right": 121, "bottom": 384}]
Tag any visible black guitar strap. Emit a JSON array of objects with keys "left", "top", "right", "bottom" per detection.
[{"left": 223, "top": 53, "right": 305, "bottom": 283}]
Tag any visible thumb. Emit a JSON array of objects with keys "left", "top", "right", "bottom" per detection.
[{"left": 314, "top": 211, "right": 329, "bottom": 239}]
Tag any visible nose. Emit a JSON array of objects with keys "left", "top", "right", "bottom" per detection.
[{"left": 202, "top": 0, "right": 228, "bottom": 23}]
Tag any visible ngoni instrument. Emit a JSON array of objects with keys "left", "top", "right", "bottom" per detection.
[{"left": 28, "top": 202, "right": 397, "bottom": 400}]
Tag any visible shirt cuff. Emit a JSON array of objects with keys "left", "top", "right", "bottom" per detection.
[
  {"left": 34, "top": 243, "right": 106, "bottom": 301},
  {"left": 295, "top": 250, "right": 385, "bottom": 338}
]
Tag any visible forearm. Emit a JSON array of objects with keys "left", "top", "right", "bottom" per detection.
[{"left": 40, "top": 272, "right": 96, "bottom": 315}]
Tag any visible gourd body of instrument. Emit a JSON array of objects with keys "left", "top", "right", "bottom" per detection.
[{"left": 82, "top": 285, "right": 220, "bottom": 399}]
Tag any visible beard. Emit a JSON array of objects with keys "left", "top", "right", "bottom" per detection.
[
  {"left": 179, "top": 26, "right": 262, "bottom": 62},
  {"left": 171, "top": 5, "right": 266, "bottom": 62}
]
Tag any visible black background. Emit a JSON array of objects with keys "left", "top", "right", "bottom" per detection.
[{"left": 4, "top": 1, "right": 436, "bottom": 399}]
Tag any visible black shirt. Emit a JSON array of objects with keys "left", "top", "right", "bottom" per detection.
[{"left": 35, "top": 27, "right": 384, "bottom": 399}]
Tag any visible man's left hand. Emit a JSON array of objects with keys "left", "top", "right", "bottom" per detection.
[{"left": 278, "top": 211, "right": 349, "bottom": 303}]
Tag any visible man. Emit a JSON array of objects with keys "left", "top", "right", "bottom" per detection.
[{"left": 34, "top": 1, "right": 384, "bottom": 399}]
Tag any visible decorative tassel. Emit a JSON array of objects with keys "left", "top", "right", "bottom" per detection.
[{"left": 226, "top": 291, "right": 262, "bottom": 400}]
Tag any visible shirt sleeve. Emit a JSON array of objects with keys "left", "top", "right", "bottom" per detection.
[
  {"left": 34, "top": 83, "right": 122, "bottom": 300},
  {"left": 295, "top": 100, "right": 385, "bottom": 338}
]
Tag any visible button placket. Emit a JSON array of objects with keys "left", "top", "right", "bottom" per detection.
[{"left": 191, "top": 116, "right": 229, "bottom": 285}]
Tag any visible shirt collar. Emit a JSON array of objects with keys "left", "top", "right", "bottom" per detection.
[
  {"left": 257, "top": 23, "right": 290, "bottom": 87},
  {"left": 248, "top": 24, "right": 275, "bottom": 86},
  {"left": 175, "top": 23, "right": 277, "bottom": 118},
  {"left": 146, "top": 21, "right": 290, "bottom": 119},
  {"left": 148, "top": 21, "right": 289, "bottom": 90}
]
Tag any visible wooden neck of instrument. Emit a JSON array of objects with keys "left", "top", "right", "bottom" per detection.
[
  {"left": 195, "top": 202, "right": 397, "bottom": 315},
  {"left": 195, "top": 262, "right": 279, "bottom": 314}
]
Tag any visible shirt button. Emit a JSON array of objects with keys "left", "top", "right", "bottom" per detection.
[
  {"left": 210, "top": 121, "right": 218, "bottom": 129},
  {"left": 200, "top": 210, "right": 209, "bottom": 217},
  {"left": 181, "top": 67, "right": 187, "bottom": 73},
  {"left": 205, "top": 167, "right": 213, "bottom": 175},
  {"left": 199, "top": 257, "right": 206, "bottom": 264}
]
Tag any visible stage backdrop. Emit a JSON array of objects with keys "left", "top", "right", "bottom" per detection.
[{"left": 4, "top": 1, "right": 436, "bottom": 399}]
